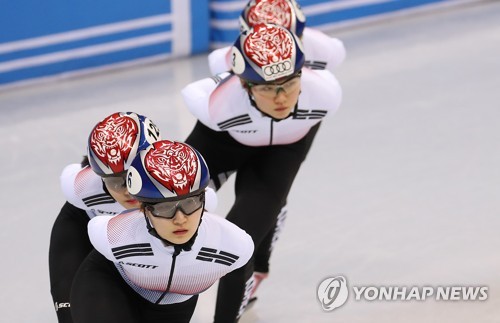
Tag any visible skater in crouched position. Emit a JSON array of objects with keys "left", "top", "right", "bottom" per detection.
[
  {"left": 49, "top": 112, "right": 161, "bottom": 322},
  {"left": 206, "top": 0, "right": 346, "bottom": 302},
  {"left": 70, "top": 140, "right": 254, "bottom": 323},
  {"left": 182, "top": 23, "right": 342, "bottom": 322}
]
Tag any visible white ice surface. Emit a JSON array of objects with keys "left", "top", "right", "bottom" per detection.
[{"left": 0, "top": 2, "right": 499, "bottom": 322}]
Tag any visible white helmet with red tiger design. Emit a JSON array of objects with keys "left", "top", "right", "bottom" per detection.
[
  {"left": 231, "top": 23, "right": 305, "bottom": 83},
  {"left": 240, "top": 0, "right": 306, "bottom": 38},
  {"left": 126, "top": 140, "right": 210, "bottom": 203},
  {"left": 87, "top": 112, "right": 161, "bottom": 177}
]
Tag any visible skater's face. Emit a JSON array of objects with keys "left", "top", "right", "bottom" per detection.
[
  {"left": 145, "top": 197, "right": 204, "bottom": 244},
  {"left": 102, "top": 173, "right": 140, "bottom": 209},
  {"left": 247, "top": 72, "right": 302, "bottom": 120}
]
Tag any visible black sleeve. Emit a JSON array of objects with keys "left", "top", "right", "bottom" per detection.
[{"left": 49, "top": 202, "right": 92, "bottom": 323}]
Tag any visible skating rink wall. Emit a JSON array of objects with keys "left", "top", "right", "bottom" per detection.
[
  {"left": 209, "top": 0, "right": 481, "bottom": 47},
  {"left": 0, "top": 0, "right": 480, "bottom": 89},
  {"left": 0, "top": 0, "right": 209, "bottom": 88}
]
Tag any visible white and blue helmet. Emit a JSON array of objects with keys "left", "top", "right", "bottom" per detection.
[
  {"left": 231, "top": 23, "right": 305, "bottom": 83},
  {"left": 240, "top": 0, "right": 306, "bottom": 38},
  {"left": 127, "top": 140, "right": 210, "bottom": 203},
  {"left": 87, "top": 112, "right": 161, "bottom": 177}
]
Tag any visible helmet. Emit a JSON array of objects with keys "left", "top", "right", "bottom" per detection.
[
  {"left": 231, "top": 23, "right": 305, "bottom": 83},
  {"left": 240, "top": 0, "right": 306, "bottom": 38},
  {"left": 127, "top": 140, "right": 210, "bottom": 203},
  {"left": 87, "top": 112, "right": 161, "bottom": 177}
]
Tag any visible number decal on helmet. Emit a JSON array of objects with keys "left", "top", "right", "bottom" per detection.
[{"left": 145, "top": 118, "right": 161, "bottom": 143}]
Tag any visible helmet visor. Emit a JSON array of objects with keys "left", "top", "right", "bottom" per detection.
[
  {"left": 248, "top": 71, "right": 302, "bottom": 98},
  {"left": 145, "top": 193, "right": 205, "bottom": 219},
  {"left": 247, "top": 73, "right": 301, "bottom": 98},
  {"left": 102, "top": 173, "right": 127, "bottom": 192}
]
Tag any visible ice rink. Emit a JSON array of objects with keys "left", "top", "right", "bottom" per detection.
[{"left": 1, "top": 1, "right": 499, "bottom": 322}]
